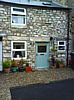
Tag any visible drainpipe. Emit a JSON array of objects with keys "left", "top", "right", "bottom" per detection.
[{"left": 66, "top": 10, "right": 70, "bottom": 67}]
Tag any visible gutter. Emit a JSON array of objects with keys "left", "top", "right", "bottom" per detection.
[{"left": 0, "top": 1, "right": 71, "bottom": 10}]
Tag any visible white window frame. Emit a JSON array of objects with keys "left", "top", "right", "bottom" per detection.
[
  {"left": 11, "top": 7, "right": 26, "bottom": 27},
  {"left": 57, "top": 41, "right": 66, "bottom": 52},
  {"left": 11, "top": 41, "right": 27, "bottom": 60}
]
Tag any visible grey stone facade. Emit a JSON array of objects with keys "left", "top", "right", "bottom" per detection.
[{"left": 0, "top": 3, "right": 69, "bottom": 67}]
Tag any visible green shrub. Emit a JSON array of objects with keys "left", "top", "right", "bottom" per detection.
[{"left": 3, "top": 59, "right": 11, "bottom": 68}]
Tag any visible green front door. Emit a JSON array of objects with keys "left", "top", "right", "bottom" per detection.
[{"left": 35, "top": 42, "right": 49, "bottom": 69}]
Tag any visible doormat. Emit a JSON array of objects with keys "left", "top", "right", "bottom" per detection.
[{"left": 10, "top": 78, "right": 74, "bottom": 100}]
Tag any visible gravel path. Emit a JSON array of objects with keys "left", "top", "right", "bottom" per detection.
[{"left": 0, "top": 68, "right": 74, "bottom": 100}]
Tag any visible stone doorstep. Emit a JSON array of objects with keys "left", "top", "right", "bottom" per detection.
[{"left": 32, "top": 67, "right": 49, "bottom": 72}]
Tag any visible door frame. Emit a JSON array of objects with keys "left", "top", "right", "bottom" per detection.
[
  {"left": 0, "top": 38, "right": 2, "bottom": 71},
  {"left": 35, "top": 42, "right": 49, "bottom": 69}
]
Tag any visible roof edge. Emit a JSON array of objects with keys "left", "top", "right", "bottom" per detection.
[{"left": 0, "top": 0, "right": 71, "bottom": 10}]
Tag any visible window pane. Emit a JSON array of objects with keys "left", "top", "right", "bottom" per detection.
[
  {"left": 12, "top": 15, "right": 25, "bottom": 24},
  {"left": 13, "top": 8, "right": 24, "bottom": 12},
  {"left": 59, "top": 42, "right": 64, "bottom": 45},
  {"left": 38, "top": 46, "right": 46, "bottom": 53},
  {"left": 13, "top": 51, "right": 25, "bottom": 58},
  {"left": 13, "top": 42, "right": 25, "bottom": 49},
  {"left": 58, "top": 46, "right": 65, "bottom": 50}
]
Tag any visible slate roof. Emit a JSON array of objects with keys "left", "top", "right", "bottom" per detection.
[{"left": 0, "top": 0, "right": 71, "bottom": 10}]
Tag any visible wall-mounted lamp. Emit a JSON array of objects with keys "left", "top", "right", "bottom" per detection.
[{"left": 50, "top": 37, "right": 53, "bottom": 41}]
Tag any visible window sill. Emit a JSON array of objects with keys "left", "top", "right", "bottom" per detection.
[
  {"left": 57, "top": 50, "right": 66, "bottom": 53},
  {"left": 11, "top": 58, "right": 26, "bottom": 60},
  {"left": 11, "top": 24, "right": 27, "bottom": 28}
]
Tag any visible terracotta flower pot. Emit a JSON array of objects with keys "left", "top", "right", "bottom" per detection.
[
  {"left": 4, "top": 68, "right": 10, "bottom": 73},
  {"left": 59, "top": 64, "right": 64, "bottom": 68}
]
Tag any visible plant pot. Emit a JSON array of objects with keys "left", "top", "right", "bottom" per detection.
[
  {"left": 4, "top": 68, "right": 10, "bottom": 73},
  {"left": 18, "top": 67, "right": 25, "bottom": 72},
  {"left": 59, "top": 64, "right": 64, "bottom": 68},
  {"left": 25, "top": 66, "right": 32, "bottom": 72},
  {"left": 11, "top": 67, "right": 18, "bottom": 72}
]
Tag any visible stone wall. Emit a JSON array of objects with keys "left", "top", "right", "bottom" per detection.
[{"left": 0, "top": 4, "right": 68, "bottom": 65}]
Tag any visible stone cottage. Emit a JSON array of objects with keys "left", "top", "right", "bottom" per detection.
[{"left": 0, "top": 0, "right": 70, "bottom": 71}]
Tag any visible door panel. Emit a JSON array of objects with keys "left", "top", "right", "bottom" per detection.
[
  {"left": 35, "top": 42, "right": 49, "bottom": 68},
  {"left": 0, "top": 42, "right": 2, "bottom": 71}
]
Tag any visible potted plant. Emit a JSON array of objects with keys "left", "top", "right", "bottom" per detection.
[
  {"left": 25, "top": 62, "right": 32, "bottom": 72},
  {"left": 18, "top": 59, "right": 25, "bottom": 72},
  {"left": 59, "top": 60, "right": 65, "bottom": 68},
  {"left": 3, "top": 59, "right": 11, "bottom": 73},
  {"left": 11, "top": 59, "right": 18, "bottom": 72},
  {"left": 51, "top": 55, "right": 56, "bottom": 66},
  {"left": 50, "top": 42, "right": 57, "bottom": 56},
  {"left": 55, "top": 59, "right": 65, "bottom": 68}
]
